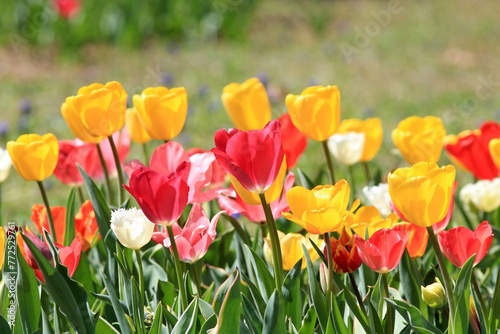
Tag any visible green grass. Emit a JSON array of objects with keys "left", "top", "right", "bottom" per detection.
[{"left": 1, "top": 0, "right": 500, "bottom": 222}]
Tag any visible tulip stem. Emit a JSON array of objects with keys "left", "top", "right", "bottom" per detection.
[
  {"left": 191, "top": 262, "right": 203, "bottom": 296},
  {"left": 321, "top": 140, "right": 336, "bottom": 184},
  {"left": 36, "top": 181, "right": 57, "bottom": 242},
  {"left": 348, "top": 165, "right": 357, "bottom": 202},
  {"left": 108, "top": 135, "right": 125, "bottom": 207},
  {"left": 426, "top": 226, "right": 456, "bottom": 331},
  {"left": 77, "top": 186, "right": 85, "bottom": 205},
  {"left": 362, "top": 162, "right": 371, "bottom": 185},
  {"left": 142, "top": 143, "right": 149, "bottom": 164},
  {"left": 323, "top": 232, "right": 335, "bottom": 317},
  {"left": 382, "top": 273, "right": 394, "bottom": 334},
  {"left": 134, "top": 249, "right": 146, "bottom": 310},
  {"left": 259, "top": 193, "right": 283, "bottom": 298},
  {"left": 166, "top": 224, "right": 189, "bottom": 312},
  {"left": 96, "top": 144, "right": 113, "bottom": 204},
  {"left": 348, "top": 272, "right": 368, "bottom": 319}
]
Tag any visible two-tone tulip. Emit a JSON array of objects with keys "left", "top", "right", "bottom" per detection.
[{"left": 325, "top": 228, "right": 362, "bottom": 274}]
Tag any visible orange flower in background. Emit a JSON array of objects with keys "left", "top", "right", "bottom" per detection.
[
  {"left": 338, "top": 118, "right": 383, "bottom": 161},
  {"left": 31, "top": 204, "right": 66, "bottom": 244},
  {"left": 444, "top": 122, "right": 500, "bottom": 180},
  {"left": 325, "top": 228, "right": 362, "bottom": 274},
  {"left": 391, "top": 116, "right": 446, "bottom": 165},
  {"left": 75, "top": 200, "right": 99, "bottom": 251},
  {"left": 286, "top": 85, "right": 341, "bottom": 141},
  {"left": 222, "top": 77, "right": 272, "bottom": 131}
]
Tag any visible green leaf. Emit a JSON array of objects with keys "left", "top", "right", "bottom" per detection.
[
  {"left": 241, "top": 272, "right": 266, "bottom": 315},
  {"left": 296, "top": 168, "right": 315, "bottom": 189},
  {"left": 386, "top": 299, "right": 444, "bottom": 334},
  {"left": 64, "top": 187, "right": 77, "bottom": 246},
  {"left": 399, "top": 251, "right": 427, "bottom": 318},
  {"left": 331, "top": 296, "right": 348, "bottom": 334},
  {"left": 21, "top": 234, "right": 95, "bottom": 334},
  {"left": 334, "top": 277, "right": 370, "bottom": 333},
  {"left": 199, "top": 314, "right": 218, "bottom": 334},
  {"left": 212, "top": 269, "right": 241, "bottom": 334},
  {"left": 298, "top": 306, "right": 317, "bottom": 334},
  {"left": 15, "top": 247, "right": 41, "bottom": 333},
  {"left": 95, "top": 317, "right": 121, "bottom": 333},
  {"left": 452, "top": 256, "right": 474, "bottom": 334},
  {"left": 488, "top": 267, "right": 500, "bottom": 333},
  {"left": 171, "top": 298, "right": 198, "bottom": 334},
  {"left": 367, "top": 302, "right": 384, "bottom": 334},
  {"left": 263, "top": 291, "right": 286, "bottom": 334},
  {"left": 242, "top": 245, "right": 274, "bottom": 301},
  {"left": 148, "top": 303, "right": 164, "bottom": 334},
  {"left": 242, "top": 294, "right": 263, "bottom": 334},
  {"left": 0, "top": 315, "right": 12, "bottom": 334},
  {"left": 283, "top": 259, "right": 302, "bottom": 329},
  {"left": 101, "top": 274, "right": 133, "bottom": 334}
]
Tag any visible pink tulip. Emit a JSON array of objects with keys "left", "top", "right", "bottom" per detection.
[{"left": 152, "top": 204, "right": 224, "bottom": 263}]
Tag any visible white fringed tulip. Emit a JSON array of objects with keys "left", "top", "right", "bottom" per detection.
[{"left": 111, "top": 208, "right": 155, "bottom": 250}]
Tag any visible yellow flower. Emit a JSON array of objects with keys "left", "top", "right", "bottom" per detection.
[
  {"left": 388, "top": 162, "right": 455, "bottom": 227},
  {"left": 344, "top": 206, "right": 399, "bottom": 238},
  {"left": 61, "top": 81, "right": 127, "bottom": 143},
  {"left": 286, "top": 85, "right": 341, "bottom": 141},
  {"left": 489, "top": 138, "right": 500, "bottom": 169},
  {"left": 125, "top": 107, "right": 151, "bottom": 144},
  {"left": 338, "top": 118, "right": 383, "bottom": 161},
  {"left": 221, "top": 78, "right": 271, "bottom": 131},
  {"left": 284, "top": 179, "right": 357, "bottom": 234},
  {"left": 421, "top": 278, "right": 447, "bottom": 308},
  {"left": 263, "top": 231, "right": 323, "bottom": 270},
  {"left": 391, "top": 116, "right": 446, "bottom": 164},
  {"left": 133, "top": 86, "right": 188, "bottom": 141},
  {"left": 7, "top": 133, "right": 59, "bottom": 181}
]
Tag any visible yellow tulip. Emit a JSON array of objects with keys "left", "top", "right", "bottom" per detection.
[
  {"left": 133, "top": 86, "right": 188, "bottom": 141},
  {"left": 388, "top": 162, "right": 455, "bottom": 227},
  {"left": 125, "top": 107, "right": 151, "bottom": 144},
  {"left": 344, "top": 206, "right": 399, "bottom": 238},
  {"left": 7, "top": 133, "right": 59, "bottom": 181},
  {"left": 286, "top": 85, "right": 341, "bottom": 141},
  {"left": 391, "top": 116, "right": 446, "bottom": 165},
  {"left": 61, "top": 81, "right": 127, "bottom": 143},
  {"left": 284, "top": 179, "right": 356, "bottom": 234},
  {"left": 263, "top": 231, "right": 323, "bottom": 270},
  {"left": 338, "top": 118, "right": 383, "bottom": 161},
  {"left": 221, "top": 78, "right": 271, "bottom": 131},
  {"left": 489, "top": 138, "right": 500, "bottom": 169}
]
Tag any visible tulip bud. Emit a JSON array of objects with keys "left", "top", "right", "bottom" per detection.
[
  {"left": 421, "top": 278, "right": 446, "bottom": 308},
  {"left": 110, "top": 208, "right": 155, "bottom": 250},
  {"left": 325, "top": 228, "right": 362, "bottom": 274}
]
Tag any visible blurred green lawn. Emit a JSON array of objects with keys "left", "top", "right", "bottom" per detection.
[{"left": 1, "top": 0, "right": 500, "bottom": 223}]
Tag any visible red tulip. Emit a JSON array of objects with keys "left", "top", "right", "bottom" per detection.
[
  {"left": 74, "top": 200, "right": 99, "bottom": 251},
  {"left": 278, "top": 113, "right": 307, "bottom": 168},
  {"left": 57, "top": 238, "right": 82, "bottom": 277},
  {"left": 211, "top": 120, "right": 285, "bottom": 203},
  {"left": 124, "top": 165, "right": 189, "bottom": 226},
  {"left": 31, "top": 204, "right": 66, "bottom": 244},
  {"left": 53, "top": 0, "right": 81, "bottom": 19},
  {"left": 444, "top": 122, "right": 500, "bottom": 180},
  {"left": 392, "top": 223, "right": 428, "bottom": 258},
  {"left": 354, "top": 227, "right": 408, "bottom": 274},
  {"left": 325, "top": 228, "right": 362, "bottom": 274},
  {"left": 54, "top": 139, "right": 98, "bottom": 186},
  {"left": 438, "top": 221, "right": 493, "bottom": 268}
]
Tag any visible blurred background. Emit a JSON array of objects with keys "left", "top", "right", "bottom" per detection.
[{"left": 1, "top": 0, "right": 499, "bottom": 221}]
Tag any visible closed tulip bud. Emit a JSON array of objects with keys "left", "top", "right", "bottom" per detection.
[
  {"left": 7, "top": 133, "right": 59, "bottom": 181},
  {"left": 125, "top": 107, "right": 151, "bottom": 144},
  {"left": 222, "top": 78, "right": 271, "bottom": 131},
  {"left": 133, "top": 86, "right": 188, "bottom": 141},
  {"left": 327, "top": 132, "right": 365, "bottom": 166},
  {"left": 338, "top": 118, "right": 383, "bottom": 161},
  {"left": 110, "top": 208, "right": 155, "bottom": 250},
  {"left": 391, "top": 116, "right": 446, "bottom": 165},
  {"left": 286, "top": 85, "right": 341, "bottom": 141},
  {"left": 61, "top": 81, "right": 127, "bottom": 143},
  {"left": 388, "top": 162, "right": 455, "bottom": 227},
  {"left": 0, "top": 148, "right": 12, "bottom": 183},
  {"left": 421, "top": 278, "right": 446, "bottom": 308}
]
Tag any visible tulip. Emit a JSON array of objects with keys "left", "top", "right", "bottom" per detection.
[
  {"left": 98, "top": 129, "right": 130, "bottom": 179},
  {"left": 459, "top": 178, "right": 500, "bottom": 213},
  {"left": 133, "top": 86, "right": 188, "bottom": 141},
  {"left": 278, "top": 113, "right": 307, "bottom": 168},
  {"left": 344, "top": 206, "right": 399, "bottom": 239},
  {"left": 7, "top": 133, "right": 59, "bottom": 181},
  {"left": 284, "top": 179, "right": 358, "bottom": 235},
  {"left": 54, "top": 139, "right": 99, "bottom": 186},
  {"left": 221, "top": 78, "right": 271, "bottom": 131},
  {"left": 61, "top": 81, "right": 127, "bottom": 143},
  {"left": 362, "top": 183, "right": 392, "bottom": 217},
  {"left": 325, "top": 229, "right": 362, "bottom": 274},
  {"left": 31, "top": 204, "right": 66, "bottom": 244},
  {"left": 391, "top": 116, "right": 446, "bottom": 165},
  {"left": 74, "top": 200, "right": 99, "bottom": 251},
  {"left": 153, "top": 204, "right": 224, "bottom": 263},
  {"left": 392, "top": 223, "right": 428, "bottom": 258},
  {"left": 327, "top": 132, "right": 365, "bottom": 166},
  {"left": 218, "top": 172, "right": 294, "bottom": 223},
  {"left": 354, "top": 227, "right": 408, "bottom": 274},
  {"left": 388, "top": 162, "right": 456, "bottom": 227},
  {"left": 212, "top": 120, "right": 285, "bottom": 205},
  {"left": 263, "top": 231, "right": 323, "bottom": 270},
  {"left": 444, "top": 122, "right": 500, "bottom": 180},
  {"left": 489, "top": 137, "right": 500, "bottom": 171},
  {"left": 125, "top": 107, "right": 151, "bottom": 144},
  {"left": 110, "top": 208, "right": 155, "bottom": 250},
  {"left": 438, "top": 221, "right": 493, "bottom": 268},
  {"left": 53, "top": 0, "right": 81, "bottom": 19},
  {"left": 421, "top": 278, "right": 447, "bottom": 308},
  {"left": 124, "top": 165, "right": 189, "bottom": 226},
  {"left": 338, "top": 118, "right": 383, "bottom": 161},
  {"left": 0, "top": 148, "right": 12, "bottom": 183},
  {"left": 286, "top": 85, "right": 341, "bottom": 141}
]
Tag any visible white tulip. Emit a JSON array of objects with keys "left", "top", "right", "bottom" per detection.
[
  {"left": 110, "top": 208, "right": 155, "bottom": 250},
  {"left": 459, "top": 178, "right": 500, "bottom": 213},
  {"left": 362, "top": 183, "right": 392, "bottom": 217},
  {"left": 0, "top": 148, "right": 12, "bottom": 183},
  {"left": 327, "top": 132, "right": 365, "bottom": 166}
]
